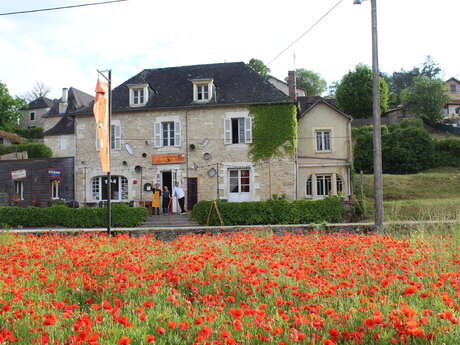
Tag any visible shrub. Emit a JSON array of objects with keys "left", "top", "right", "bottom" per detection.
[
  {"left": 0, "top": 204, "right": 147, "bottom": 228},
  {"left": 0, "top": 142, "right": 52, "bottom": 158},
  {"left": 191, "top": 197, "right": 345, "bottom": 226},
  {"left": 14, "top": 127, "right": 44, "bottom": 139},
  {"left": 433, "top": 139, "right": 460, "bottom": 168}
]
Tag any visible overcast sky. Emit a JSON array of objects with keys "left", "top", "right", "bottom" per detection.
[{"left": 1, "top": 0, "right": 459, "bottom": 99}]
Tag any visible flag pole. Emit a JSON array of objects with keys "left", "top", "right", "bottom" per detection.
[{"left": 107, "top": 70, "right": 112, "bottom": 236}]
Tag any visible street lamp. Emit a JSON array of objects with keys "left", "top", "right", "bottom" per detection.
[{"left": 354, "top": 0, "right": 384, "bottom": 235}]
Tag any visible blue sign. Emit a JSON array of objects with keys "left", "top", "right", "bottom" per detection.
[{"left": 48, "top": 168, "right": 63, "bottom": 178}]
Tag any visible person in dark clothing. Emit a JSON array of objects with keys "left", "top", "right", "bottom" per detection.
[{"left": 162, "top": 186, "right": 171, "bottom": 214}]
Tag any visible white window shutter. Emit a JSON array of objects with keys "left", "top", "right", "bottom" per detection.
[
  {"left": 224, "top": 118, "right": 231, "bottom": 144},
  {"left": 174, "top": 121, "right": 181, "bottom": 147},
  {"left": 245, "top": 116, "right": 252, "bottom": 144},
  {"left": 95, "top": 128, "right": 100, "bottom": 151},
  {"left": 115, "top": 123, "right": 121, "bottom": 150},
  {"left": 154, "top": 122, "right": 161, "bottom": 148}
]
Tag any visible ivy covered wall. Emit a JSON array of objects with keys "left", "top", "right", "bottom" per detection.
[{"left": 249, "top": 104, "right": 297, "bottom": 162}]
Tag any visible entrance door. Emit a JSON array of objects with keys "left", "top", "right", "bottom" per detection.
[
  {"left": 187, "top": 177, "right": 198, "bottom": 210},
  {"left": 161, "top": 170, "right": 177, "bottom": 212},
  {"left": 228, "top": 168, "right": 251, "bottom": 202}
]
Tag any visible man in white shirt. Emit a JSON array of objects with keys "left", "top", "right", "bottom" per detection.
[{"left": 173, "top": 181, "right": 186, "bottom": 213}]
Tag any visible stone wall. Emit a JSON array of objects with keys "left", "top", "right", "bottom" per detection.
[{"left": 20, "top": 107, "right": 50, "bottom": 129}]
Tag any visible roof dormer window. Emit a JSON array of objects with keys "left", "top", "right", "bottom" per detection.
[
  {"left": 192, "top": 79, "right": 213, "bottom": 103},
  {"left": 129, "top": 84, "right": 148, "bottom": 107}
]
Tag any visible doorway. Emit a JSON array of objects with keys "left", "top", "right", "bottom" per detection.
[
  {"left": 187, "top": 177, "right": 198, "bottom": 210},
  {"left": 161, "top": 170, "right": 177, "bottom": 212}
]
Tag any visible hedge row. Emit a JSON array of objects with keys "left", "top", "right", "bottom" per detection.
[
  {"left": 191, "top": 197, "right": 345, "bottom": 226},
  {"left": 0, "top": 204, "right": 147, "bottom": 228},
  {"left": 0, "top": 142, "right": 52, "bottom": 158}
]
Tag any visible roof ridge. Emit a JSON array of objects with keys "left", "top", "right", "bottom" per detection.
[{"left": 145, "top": 61, "right": 244, "bottom": 72}]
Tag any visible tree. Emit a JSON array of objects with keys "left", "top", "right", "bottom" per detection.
[
  {"left": 23, "top": 81, "right": 51, "bottom": 102},
  {"left": 247, "top": 58, "right": 271, "bottom": 78},
  {"left": 401, "top": 75, "right": 449, "bottom": 123},
  {"left": 335, "top": 64, "right": 389, "bottom": 119},
  {"left": 0, "top": 81, "right": 26, "bottom": 128},
  {"left": 289, "top": 68, "right": 327, "bottom": 96}
]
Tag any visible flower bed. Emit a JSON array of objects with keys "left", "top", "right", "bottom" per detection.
[{"left": 0, "top": 231, "right": 458, "bottom": 344}]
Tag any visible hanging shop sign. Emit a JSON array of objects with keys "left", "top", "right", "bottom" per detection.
[
  {"left": 48, "top": 168, "right": 63, "bottom": 179},
  {"left": 11, "top": 169, "right": 26, "bottom": 180},
  {"left": 151, "top": 153, "right": 185, "bottom": 164}
]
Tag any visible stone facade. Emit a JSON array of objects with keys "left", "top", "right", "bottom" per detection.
[
  {"left": 297, "top": 102, "right": 352, "bottom": 200},
  {"left": 20, "top": 106, "right": 50, "bottom": 129},
  {"left": 74, "top": 106, "right": 295, "bottom": 208}
]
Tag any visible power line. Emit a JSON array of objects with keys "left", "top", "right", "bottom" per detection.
[
  {"left": 268, "top": 0, "right": 344, "bottom": 65},
  {"left": 0, "top": 0, "right": 128, "bottom": 16}
]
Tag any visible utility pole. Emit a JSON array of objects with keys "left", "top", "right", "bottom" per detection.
[{"left": 354, "top": 0, "right": 384, "bottom": 234}]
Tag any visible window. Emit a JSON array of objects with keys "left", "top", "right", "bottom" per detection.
[
  {"left": 229, "top": 169, "right": 250, "bottom": 193},
  {"left": 110, "top": 121, "right": 121, "bottom": 150},
  {"left": 30, "top": 112, "right": 35, "bottom": 121},
  {"left": 14, "top": 181, "right": 24, "bottom": 200},
  {"left": 51, "top": 180, "right": 59, "bottom": 199},
  {"left": 306, "top": 175, "right": 343, "bottom": 196},
  {"left": 91, "top": 175, "right": 128, "bottom": 201},
  {"left": 154, "top": 121, "right": 181, "bottom": 147},
  {"left": 456, "top": 107, "right": 460, "bottom": 115},
  {"left": 197, "top": 85, "right": 209, "bottom": 100},
  {"left": 129, "top": 84, "right": 148, "bottom": 107},
  {"left": 0, "top": 137, "right": 3, "bottom": 145},
  {"left": 224, "top": 116, "right": 252, "bottom": 144},
  {"left": 451, "top": 84, "right": 457, "bottom": 93},
  {"left": 192, "top": 79, "right": 213, "bottom": 102},
  {"left": 60, "top": 136, "right": 68, "bottom": 151},
  {"left": 316, "top": 130, "right": 331, "bottom": 152}
]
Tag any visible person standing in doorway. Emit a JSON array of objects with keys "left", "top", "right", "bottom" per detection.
[
  {"left": 162, "top": 186, "right": 171, "bottom": 215},
  {"left": 173, "top": 181, "right": 186, "bottom": 213},
  {"left": 151, "top": 183, "right": 161, "bottom": 215}
]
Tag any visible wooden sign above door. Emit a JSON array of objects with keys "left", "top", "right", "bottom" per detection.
[{"left": 152, "top": 153, "right": 185, "bottom": 164}]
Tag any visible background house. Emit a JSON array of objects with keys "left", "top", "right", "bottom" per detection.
[
  {"left": 444, "top": 77, "right": 460, "bottom": 118},
  {"left": 20, "top": 96, "right": 53, "bottom": 129}
]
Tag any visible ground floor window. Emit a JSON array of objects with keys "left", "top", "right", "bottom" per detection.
[
  {"left": 51, "top": 180, "right": 59, "bottom": 199},
  {"left": 306, "top": 174, "right": 343, "bottom": 196},
  {"left": 91, "top": 175, "right": 128, "bottom": 201},
  {"left": 14, "top": 181, "right": 24, "bottom": 200},
  {"left": 229, "top": 169, "right": 250, "bottom": 193}
]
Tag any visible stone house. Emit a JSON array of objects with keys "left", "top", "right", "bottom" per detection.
[
  {"left": 444, "top": 77, "right": 460, "bottom": 118},
  {"left": 43, "top": 62, "right": 353, "bottom": 208},
  {"left": 20, "top": 96, "right": 53, "bottom": 129}
]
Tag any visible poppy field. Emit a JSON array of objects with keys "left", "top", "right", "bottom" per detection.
[{"left": 0, "top": 231, "right": 458, "bottom": 345}]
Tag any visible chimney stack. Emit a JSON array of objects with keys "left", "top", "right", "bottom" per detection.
[
  {"left": 288, "top": 71, "right": 297, "bottom": 100},
  {"left": 59, "top": 87, "right": 69, "bottom": 114}
]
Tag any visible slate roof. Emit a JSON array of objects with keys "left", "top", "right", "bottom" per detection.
[
  {"left": 297, "top": 96, "right": 351, "bottom": 120},
  {"left": 43, "top": 116, "right": 75, "bottom": 136},
  {"left": 24, "top": 96, "right": 54, "bottom": 110},
  {"left": 44, "top": 87, "right": 93, "bottom": 117},
  {"left": 446, "top": 77, "right": 460, "bottom": 84},
  {"left": 75, "top": 62, "right": 291, "bottom": 115}
]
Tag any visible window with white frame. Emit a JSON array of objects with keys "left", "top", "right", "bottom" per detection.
[
  {"left": 15, "top": 181, "right": 24, "bottom": 200},
  {"left": 91, "top": 175, "right": 128, "bottom": 201},
  {"left": 110, "top": 120, "right": 121, "bottom": 150},
  {"left": 29, "top": 112, "right": 35, "bottom": 121},
  {"left": 60, "top": 136, "right": 68, "bottom": 151},
  {"left": 316, "top": 130, "right": 331, "bottom": 152},
  {"left": 129, "top": 84, "right": 148, "bottom": 107},
  {"left": 51, "top": 180, "right": 59, "bottom": 199},
  {"left": 224, "top": 116, "right": 252, "bottom": 144},
  {"left": 192, "top": 80, "right": 213, "bottom": 102},
  {"left": 229, "top": 169, "right": 250, "bottom": 193},
  {"left": 306, "top": 175, "right": 343, "bottom": 196},
  {"left": 154, "top": 121, "right": 181, "bottom": 148}
]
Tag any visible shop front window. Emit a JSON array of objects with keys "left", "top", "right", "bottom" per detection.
[{"left": 91, "top": 175, "right": 128, "bottom": 201}]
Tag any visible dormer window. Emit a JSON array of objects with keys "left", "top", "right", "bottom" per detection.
[
  {"left": 192, "top": 79, "right": 213, "bottom": 103},
  {"left": 129, "top": 84, "right": 149, "bottom": 107}
]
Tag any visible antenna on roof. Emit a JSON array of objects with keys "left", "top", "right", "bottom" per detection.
[{"left": 293, "top": 52, "right": 296, "bottom": 72}]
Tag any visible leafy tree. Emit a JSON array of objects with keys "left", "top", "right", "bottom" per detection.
[
  {"left": 289, "top": 68, "right": 327, "bottom": 96},
  {"left": 336, "top": 64, "right": 389, "bottom": 119},
  {"left": 400, "top": 76, "right": 449, "bottom": 123},
  {"left": 247, "top": 58, "right": 271, "bottom": 77},
  {"left": 0, "top": 81, "right": 26, "bottom": 128}
]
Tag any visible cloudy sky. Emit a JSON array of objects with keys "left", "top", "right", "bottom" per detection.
[{"left": 1, "top": 0, "right": 459, "bottom": 99}]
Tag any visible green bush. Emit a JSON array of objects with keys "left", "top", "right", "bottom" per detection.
[
  {"left": 191, "top": 197, "right": 345, "bottom": 226},
  {"left": 14, "top": 127, "right": 44, "bottom": 139},
  {"left": 0, "top": 204, "right": 147, "bottom": 228},
  {"left": 433, "top": 139, "right": 460, "bottom": 168},
  {"left": 0, "top": 142, "right": 52, "bottom": 158}
]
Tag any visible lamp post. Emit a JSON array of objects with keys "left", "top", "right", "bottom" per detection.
[{"left": 354, "top": 0, "right": 384, "bottom": 234}]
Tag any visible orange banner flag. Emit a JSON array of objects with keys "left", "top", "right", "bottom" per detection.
[{"left": 93, "top": 79, "right": 110, "bottom": 173}]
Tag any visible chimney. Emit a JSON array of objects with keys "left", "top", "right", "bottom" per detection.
[
  {"left": 59, "top": 87, "right": 69, "bottom": 114},
  {"left": 288, "top": 71, "right": 297, "bottom": 100}
]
